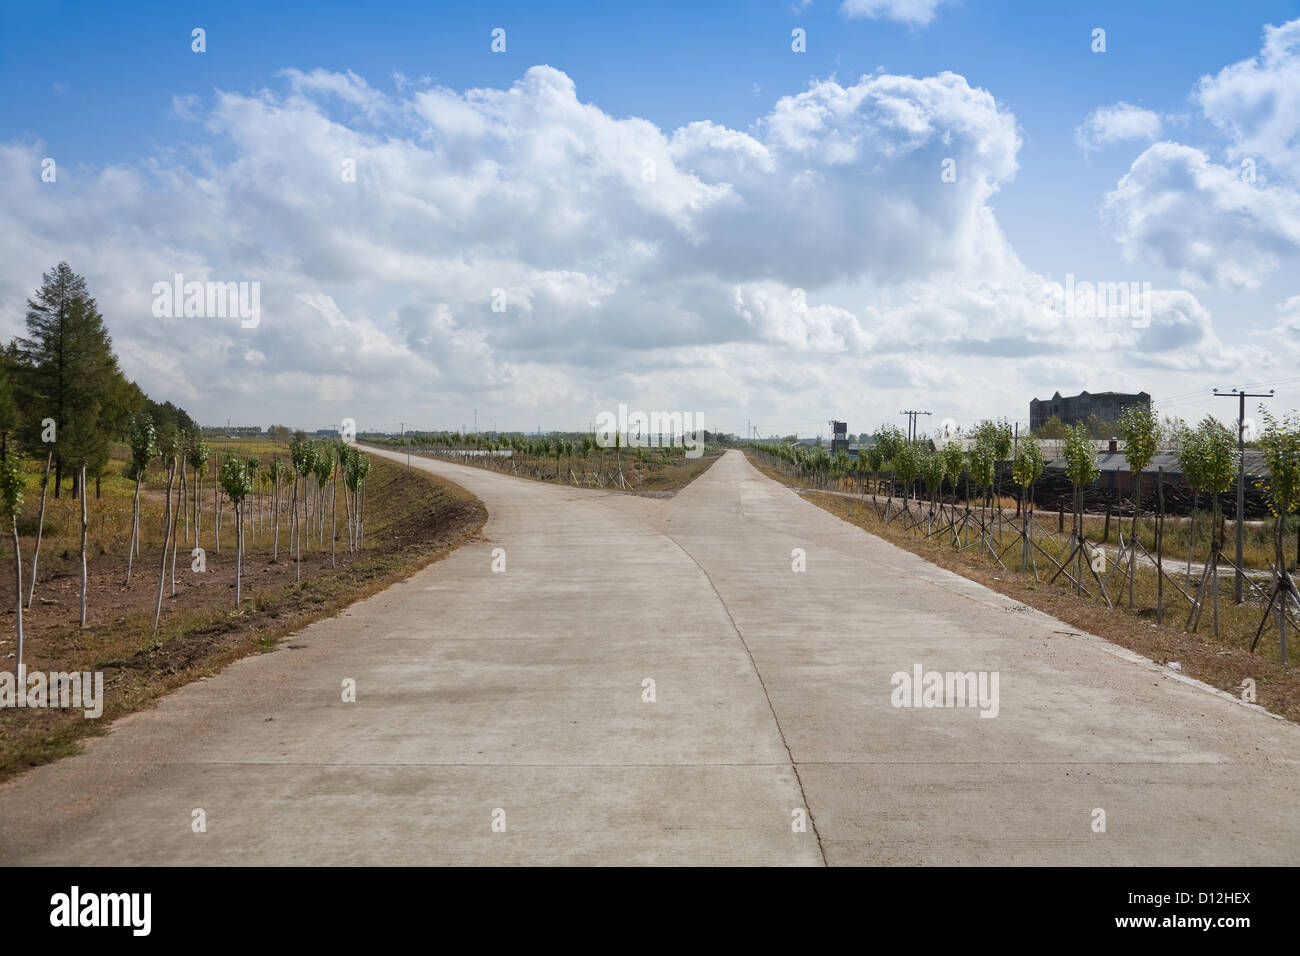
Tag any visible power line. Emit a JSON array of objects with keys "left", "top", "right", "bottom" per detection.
[{"left": 900, "top": 410, "right": 931, "bottom": 443}]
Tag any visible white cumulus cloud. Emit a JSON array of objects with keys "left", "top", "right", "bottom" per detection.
[
  {"left": 840, "top": 0, "right": 950, "bottom": 26},
  {"left": 1076, "top": 102, "right": 1162, "bottom": 151},
  {"left": 1102, "top": 20, "right": 1300, "bottom": 291},
  {"left": 0, "top": 64, "right": 1244, "bottom": 431}
]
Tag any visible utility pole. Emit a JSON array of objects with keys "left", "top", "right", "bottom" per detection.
[
  {"left": 399, "top": 421, "right": 409, "bottom": 469},
  {"left": 900, "top": 410, "right": 931, "bottom": 443},
  {"left": 1214, "top": 388, "right": 1272, "bottom": 602}
]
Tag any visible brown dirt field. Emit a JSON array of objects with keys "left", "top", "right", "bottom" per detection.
[
  {"left": 0, "top": 455, "right": 486, "bottom": 782},
  {"left": 396, "top": 446, "right": 725, "bottom": 496}
]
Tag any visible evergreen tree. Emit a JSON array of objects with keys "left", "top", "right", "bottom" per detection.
[
  {"left": 0, "top": 349, "right": 21, "bottom": 462},
  {"left": 17, "top": 263, "right": 121, "bottom": 497}
]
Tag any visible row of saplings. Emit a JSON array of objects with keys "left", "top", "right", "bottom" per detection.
[
  {"left": 401, "top": 431, "right": 687, "bottom": 488},
  {"left": 0, "top": 422, "right": 373, "bottom": 674},
  {"left": 755, "top": 407, "right": 1300, "bottom": 660}
]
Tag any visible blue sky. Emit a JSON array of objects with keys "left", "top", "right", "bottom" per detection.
[{"left": 2, "top": 0, "right": 1299, "bottom": 435}]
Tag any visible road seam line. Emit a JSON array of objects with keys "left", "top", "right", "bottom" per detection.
[{"left": 664, "top": 523, "right": 829, "bottom": 866}]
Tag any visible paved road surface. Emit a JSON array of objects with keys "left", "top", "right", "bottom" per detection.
[{"left": 2, "top": 449, "right": 1297, "bottom": 865}]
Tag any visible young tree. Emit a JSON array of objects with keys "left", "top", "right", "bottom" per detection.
[
  {"left": 1173, "top": 419, "right": 1207, "bottom": 587},
  {"left": 1012, "top": 434, "right": 1045, "bottom": 511},
  {"left": 1186, "top": 417, "right": 1237, "bottom": 633},
  {"left": 335, "top": 442, "right": 352, "bottom": 557},
  {"left": 1253, "top": 409, "right": 1300, "bottom": 660},
  {"left": 356, "top": 452, "right": 371, "bottom": 548},
  {"left": 968, "top": 439, "right": 996, "bottom": 536},
  {"left": 246, "top": 456, "right": 261, "bottom": 538},
  {"left": 0, "top": 455, "right": 24, "bottom": 671},
  {"left": 341, "top": 446, "right": 357, "bottom": 552},
  {"left": 169, "top": 438, "right": 186, "bottom": 597},
  {"left": 219, "top": 457, "right": 254, "bottom": 606},
  {"left": 187, "top": 433, "right": 209, "bottom": 545},
  {"left": 124, "top": 413, "right": 156, "bottom": 585},
  {"left": 153, "top": 428, "right": 180, "bottom": 633},
  {"left": 973, "top": 419, "right": 1013, "bottom": 514},
  {"left": 0, "top": 356, "right": 45, "bottom": 611},
  {"left": 875, "top": 426, "right": 905, "bottom": 499},
  {"left": 313, "top": 448, "right": 333, "bottom": 554},
  {"left": 289, "top": 433, "right": 317, "bottom": 581},
  {"left": 1012, "top": 434, "right": 1045, "bottom": 570},
  {"left": 345, "top": 450, "right": 371, "bottom": 550},
  {"left": 893, "top": 439, "right": 921, "bottom": 505},
  {"left": 1063, "top": 423, "right": 1100, "bottom": 595},
  {"left": 1117, "top": 404, "right": 1162, "bottom": 607},
  {"left": 212, "top": 450, "right": 223, "bottom": 554},
  {"left": 78, "top": 460, "right": 89, "bottom": 627},
  {"left": 269, "top": 456, "right": 288, "bottom": 562},
  {"left": 26, "top": 450, "right": 51, "bottom": 609},
  {"left": 919, "top": 447, "right": 948, "bottom": 520},
  {"left": 864, "top": 442, "right": 885, "bottom": 496},
  {"left": 940, "top": 440, "right": 965, "bottom": 509}
]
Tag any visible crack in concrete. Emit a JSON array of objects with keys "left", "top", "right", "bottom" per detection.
[{"left": 663, "top": 514, "right": 829, "bottom": 867}]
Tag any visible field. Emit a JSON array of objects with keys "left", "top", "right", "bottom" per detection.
[
  {"left": 0, "top": 440, "right": 485, "bottom": 782},
  {"left": 373, "top": 438, "right": 725, "bottom": 495}
]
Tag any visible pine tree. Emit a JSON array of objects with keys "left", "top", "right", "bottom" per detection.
[{"left": 17, "top": 262, "right": 123, "bottom": 498}]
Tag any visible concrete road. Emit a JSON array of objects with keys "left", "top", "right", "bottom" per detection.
[{"left": 2, "top": 449, "right": 1297, "bottom": 865}]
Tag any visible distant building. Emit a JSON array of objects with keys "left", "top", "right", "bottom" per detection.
[
  {"left": 829, "top": 420, "right": 850, "bottom": 455},
  {"left": 1030, "top": 390, "right": 1150, "bottom": 432}
]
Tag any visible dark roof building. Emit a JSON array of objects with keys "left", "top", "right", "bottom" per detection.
[{"left": 1030, "top": 390, "right": 1150, "bottom": 432}]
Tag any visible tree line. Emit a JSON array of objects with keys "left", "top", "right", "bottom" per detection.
[
  {"left": 0, "top": 262, "right": 196, "bottom": 497},
  {"left": 752, "top": 408, "right": 1300, "bottom": 658},
  {"left": 0, "top": 263, "right": 376, "bottom": 674}
]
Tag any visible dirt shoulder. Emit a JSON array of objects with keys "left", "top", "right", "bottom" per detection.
[
  {"left": 746, "top": 453, "right": 1300, "bottom": 725},
  {"left": 0, "top": 456, "right": 486, "bottom": 783}
]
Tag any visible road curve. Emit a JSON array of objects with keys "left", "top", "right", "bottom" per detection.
[{"left": 1, "top": 449, "right": 1297, "bottom": 865}]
